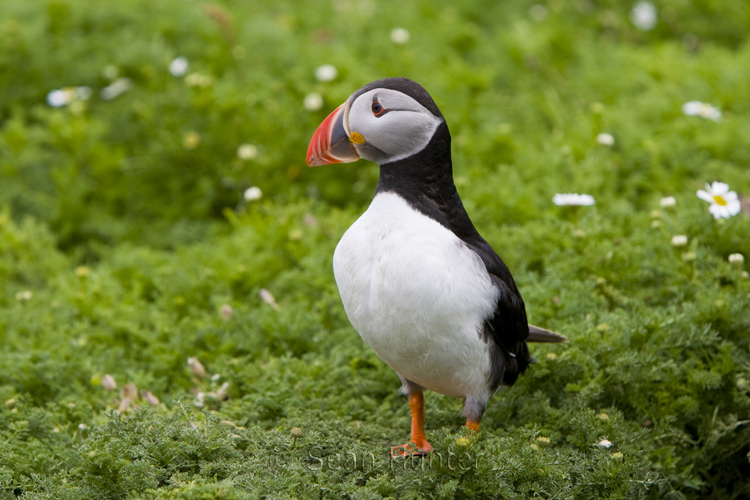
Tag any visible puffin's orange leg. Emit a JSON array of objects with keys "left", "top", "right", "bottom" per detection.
[
  {"left": 391, "top": 392, "right": 434, "bottom": 458},
  {"left": 465, "top": 420, "right": 480, "bottom": 434}
]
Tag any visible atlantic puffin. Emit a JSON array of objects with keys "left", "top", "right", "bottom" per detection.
[{"left": 306, "top": 77, "right": 566, "bottom": 456}]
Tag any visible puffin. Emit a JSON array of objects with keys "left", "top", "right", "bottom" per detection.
[{"left": 306, "top": 77, "right": 566, "bottom": 457}]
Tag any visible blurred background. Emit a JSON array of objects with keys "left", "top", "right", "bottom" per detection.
[{"left": 2, "top": 0, "right": 749, "bottom": 255}]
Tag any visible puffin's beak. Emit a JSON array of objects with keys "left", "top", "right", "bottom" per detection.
[{"left": 306, "top": 102, "right": 360, "bottom": 167}]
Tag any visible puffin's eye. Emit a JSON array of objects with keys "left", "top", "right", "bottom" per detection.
[{"left": 371, "top": 101, "right": 385, "bottom": 117}]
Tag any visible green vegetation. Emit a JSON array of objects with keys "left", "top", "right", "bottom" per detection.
[{"left": 2, "top": 0, "right": 750, "bottom": 498}]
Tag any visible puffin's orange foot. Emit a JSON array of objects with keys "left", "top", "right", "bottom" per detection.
[
  {"left": 465, "top": 421, "right": 480, "bottom": 434},
  {"left": 391, "top": 440, "right": 434, "bottom": 458}
]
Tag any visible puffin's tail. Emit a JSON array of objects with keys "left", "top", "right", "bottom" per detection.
[{"left": 527, "top": 324, "right": 567, "bottom": 343}]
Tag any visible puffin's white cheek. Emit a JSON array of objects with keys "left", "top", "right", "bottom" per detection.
[{"left": 360, "top": 113, "right": 441, "bottom": 162}]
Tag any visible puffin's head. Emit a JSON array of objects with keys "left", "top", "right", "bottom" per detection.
[{"left": 306, "top": 77, "right": 444, "bottom": 167}]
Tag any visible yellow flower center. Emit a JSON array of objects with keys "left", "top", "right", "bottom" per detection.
[{"left": 713, "top": 195, "right": 727, "bottom": 206}]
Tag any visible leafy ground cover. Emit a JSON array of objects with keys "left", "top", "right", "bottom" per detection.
[{"left": 2, "top": 0, "right": 750, "bottom": 498}]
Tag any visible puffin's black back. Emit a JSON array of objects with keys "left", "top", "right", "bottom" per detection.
[{"left": 371, "top": 79, "right": 532, "bottom": 391}]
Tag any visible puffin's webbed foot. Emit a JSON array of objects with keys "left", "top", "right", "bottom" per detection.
[{"left": 391, "top": 440, "right": 434, "bottom": 459}]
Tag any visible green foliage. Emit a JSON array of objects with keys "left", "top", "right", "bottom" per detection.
[{"left": 2, "top": 0, "right": 750, "bottom": 498}]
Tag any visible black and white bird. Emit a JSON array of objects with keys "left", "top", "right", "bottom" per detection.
[{"left": 306, "top": 77, "right": 566, "bottom": 456}]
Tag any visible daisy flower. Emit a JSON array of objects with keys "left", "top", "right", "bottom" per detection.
[
  {"left": 629, "top": 1, "right": 657, "bottom": 31},
  {"left": 237, "top": 144, "right": 258, "bottom": 160},
  {"left": 596, "top": 133, "right": 615, "bottom": 146},
  {"left": 243, "top": 186, "right": 262, "bottom": 201},
  {"left": 46, "top": 86, "right": 92, "bottom": 107},
  {"left": 660, "top": 196, "right": 676, "bottom": 207},
  {"left": 315, "top": 64, "right": 338, "bottom": 82},
  {"left": 728, "top": 253, "right": 744, "bottom": 266},
  {"left": 304, "top": 92, "right": 323, "bottom": 111},
  {"left": 170, "top": 57, "right": 189, "bottom": 77},
  {"left": 671, "top": 235, "right": 688, "bottom": 247},
  {"left": 682, "top": 101, "right": 722, "bottom": 121},
  {"left": 552, "top": 193, "right": 596, "bottom": 206},
  {"left": 390, "top": 28, "right": 410, "bottom": 44},
  {"left": 100, "top": 78, "right": 132, "bottom": 100},
  {"left": 696, "top": 182, "right": 741, "bottom": 219}
]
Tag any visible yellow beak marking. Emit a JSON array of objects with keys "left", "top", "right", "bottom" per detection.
[{"left": 350, "top": 132, "right": 365, "bottom": 144}]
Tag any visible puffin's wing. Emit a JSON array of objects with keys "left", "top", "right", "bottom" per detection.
[
  {"left": 480, "top": 253, "right": 534, "bottom": 390},
  {"left": 486, "top": 271, "right": 530, "bottom": 356}
]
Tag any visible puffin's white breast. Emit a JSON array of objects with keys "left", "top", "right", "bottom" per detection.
[{"left": 332, "top": 192, "right": 498, "bottom": 398}]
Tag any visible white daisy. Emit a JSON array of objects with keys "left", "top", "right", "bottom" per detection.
[
  {"left": 552, "top": 193, "right": 596, "bottom": 206},
  {"left": 390, "top": 27, "right": 410, "bottom": 44},
  {"left": 243, "top": 186, "right": 262, "bottom": 201},
  {"left": 47, "top": 88, "right": 75, "bottom": 107},
  {"left": 304, "top": 92, "right": 323, "bottom": 112},
  {"left": 728, "top": 253, "right": 744, "bottom": 266},
  {"left": 315, "top": 64, "right": 338, "bottom": 82},
  {"left": 596, "top": 133, "right": 615, "bottom": 146},
  {"left": 696, "top": 182, "right": 741, "bottom": 219},
  {"left": 597, "top": 439, "right": 613, "bottom": 448},
  {"left": 671, "top": 235, "right": 688, "bottom": 247},
  {"left": 170, "top": 56, "right": 189, "bottom": 77},
  {"left": 46, "top": 86, "right": 91, "bottom": 107},
  {"left": 682, "top": 101, "right": 722, "bottom": 121},
  {"left": 629, "top": 1, "right": 657, "bottom": 31},
  {"left": 660, "top": 196, "right": 676, "bottom": 207},
  {"left": 237, "top": 144, "right": 258, "bottom": 160},
  {"left": 100, "top": 78, "right": 132, "bottom": 100}
]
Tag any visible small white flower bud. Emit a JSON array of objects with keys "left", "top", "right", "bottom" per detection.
[
  {"left": 259, "top": 288, "right": 279, "bottom": 309},
  {"left": 101, "top": 374, "right": 117, "bottom": 391},
  {"left": 596, "top": 133, "right": 615, "bottom": 146},
  {"left": 169, "top": 56, "right": 189, "bottom": 77},
  {"left": 118, "top": 397, "right": 131, "bottom": 412},
  {"left": 187, "top": 357, "right": 207, "bottom": 378},
  {"left": 243, "top": 186, "right": 262, "bottom": 201},
  {"left": 219, "top": 304, "right": 233, "bottom": 321},
  {"left": 120, "top": 383, "right": 138, "bottom": 401},
  {"left": 216, "top": 382, "right": 230, "bottom": 400},
  {"left": 671, "top": 235, "right": 688, "bottom": 247},
  {"left": 728, "top": 253, "right": 744, "bottom": 267},
  {"left": 303, "top": 92, "right": 323, "bottom": 111},
  {"left": 390, "top": 28, "right": 410, "bottom": 44},
  {"left": 315, "top": 64, "right": 338, "bottom": 82},
  {"left": 141, "top": 390, "right": 160, "bottom": 406},
  {"left": 660, "top": 196, "right": 676, "bottom": 207},
  {"left": 237, "top": 144, "right": 258, "bottom": 160}
]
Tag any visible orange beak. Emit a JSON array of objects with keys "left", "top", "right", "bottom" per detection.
[{"left": 306, "top": 102, "right": 360, "bottom": 167}]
